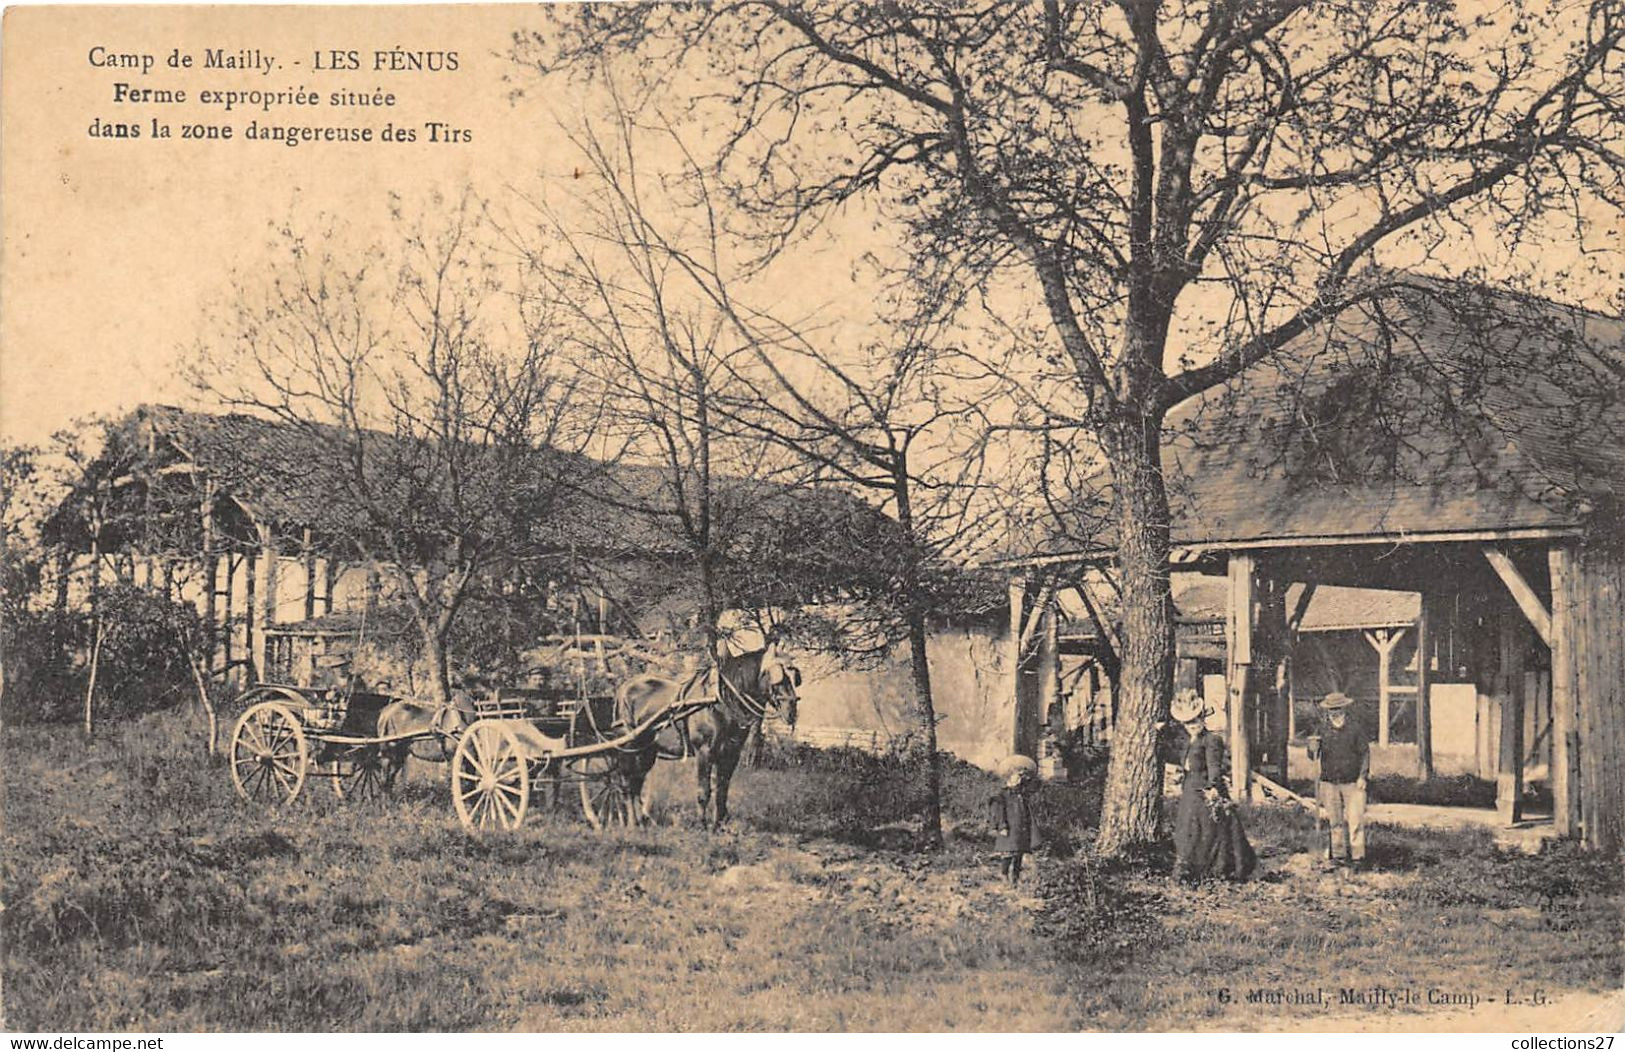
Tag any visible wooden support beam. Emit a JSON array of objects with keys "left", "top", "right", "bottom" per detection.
[
  {"left": 255, "top": 524, "right": 278, "bottom": 682},
  {"left": 1288, "top": 582, "right": 1317, "bottom": 633},
  {"left": 1572, "top": 543, "right": 1625, "bottom": 853},
  {"left": 302, "top": 527, "right": 317, "bottom": 622},
  {"left": 1548, "top": 545, "right": 1580, "bottom": 838},
  {"left": 1018, "top": 576, "right": 1054, "bottom": 659},
  {"left": 1010, "top": 576, "right": 1035, "bottom": 757},
  {"left": 200, "top": 484, "right": 217, "bottom": 675},
  {"left": 1226, "top": 554, "right": 1256, "bottom": 798},
  {"left": 1482, "top": 545, "right": 1552, "bottom": 647},
  {"left": 1037, "top": 600, "right": 1060, "bottom": 774},
  {"left": 1497, "top": 614, "right": 1526, "bottom": 825},
  {"left": 1419, "top": 592, "right": 1453, "bottom": 781},
  {"left": 1363, "top": 628, "right": 1405, "bottom": 747}
]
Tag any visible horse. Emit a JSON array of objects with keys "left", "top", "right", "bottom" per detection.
[
  {"left": 612, "top": 646, "right": 800, "bottom": 828},
  {"left": 375, "top": 691, "right": 478, "bottom": 788}
]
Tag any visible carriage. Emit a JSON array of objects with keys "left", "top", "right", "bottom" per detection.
[
  {"left": 228, "top": 675, "right": 413, "bottom": 806},
  {"left": 226, "top": 636, "right": 717, "bottom": 831}
]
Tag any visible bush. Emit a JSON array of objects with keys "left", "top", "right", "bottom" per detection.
[{"left": 3, "top": 584, "right": 207, "bottom": 724}]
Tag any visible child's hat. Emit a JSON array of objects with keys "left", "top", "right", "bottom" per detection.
[
  {"left": 1000, "top": 754, "right": 1037, "bottom": 781},
  {"left": 1320, "top": 691, "right": 1354, "bottom": 710}
]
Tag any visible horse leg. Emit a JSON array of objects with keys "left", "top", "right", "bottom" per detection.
[
  {"left": 381, "top": 742, "right": 406, "bottom": 791},
  {"left": 695, "top": 742, "right": 715, "bottom": 828},
  {"left": 712, "top": 732, "right": 746, "bottom": 830},
  {"left": 622, "top": 753, "right": 651, "bottom": 827}
]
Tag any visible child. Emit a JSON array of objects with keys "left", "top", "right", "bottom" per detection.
[{"left": 988, "top": 755, "right": 1037, "bottom": 885}]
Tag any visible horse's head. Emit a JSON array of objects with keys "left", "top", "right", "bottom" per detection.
[
  {"left": 759, "top": 655, "right": 802, "bottom": 729},
  {"left": 436, "top": 683, "right": 482, "bottom": 738}
]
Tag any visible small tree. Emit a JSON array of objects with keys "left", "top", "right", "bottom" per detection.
[{"left": 192, "top": 194, "right": 587, "bottom": 706}]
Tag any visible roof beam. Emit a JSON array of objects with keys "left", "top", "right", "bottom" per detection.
[
  {"left": 1481, "top": 544, "right": 1552, "bottom": 648},
  {"left": 983, "top": 526, "right": 1582, "bottom": 571}
]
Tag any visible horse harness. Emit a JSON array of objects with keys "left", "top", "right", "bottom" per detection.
[{"left": 648, "top": 660, "right": 792, "bottom": 761}]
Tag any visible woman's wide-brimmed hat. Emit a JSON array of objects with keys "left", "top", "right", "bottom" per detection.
[
  {"left": 1169, "top": 689, "right": 1211, "bottom": 724},
  {"left": 1000, "top": 754, "right": 1038, "bottom": 781},
  {"left": 1320, "top": 691, "right": 1354, "bottom": 710}
]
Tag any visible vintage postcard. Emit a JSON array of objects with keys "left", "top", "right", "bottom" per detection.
[{"left": 3, "top": 1, "right": 1623, "bottom": 1037}]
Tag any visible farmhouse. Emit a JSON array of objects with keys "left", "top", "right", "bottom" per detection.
[
  {"left": 998, "top": 279, "right": 1625, "bottom": 852},
  {"left": 43, "top": 404, "right": 898, "bottom": 694}
]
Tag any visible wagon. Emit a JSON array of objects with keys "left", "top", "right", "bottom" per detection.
[
  {"left": 227, "top": 679, "right": 431, "bottom": 806},
  {"left": 449, "top": 639, "right": 715, "bottom": 832}
]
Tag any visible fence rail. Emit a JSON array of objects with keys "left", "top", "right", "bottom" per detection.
[{"left": 765, "top": 724, "right": 899, "bottom": 753}]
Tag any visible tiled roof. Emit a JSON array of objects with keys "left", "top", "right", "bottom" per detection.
[
  {"left": 1170, "top": 575, "right": 1417, "bottom": 631},
  {"left": 130, "top": 406, "right": 897, "bottom": 562},
  {"left": 990, "top": 277, "right": 1623, "bottom": 565},
  {"left": 1164, "top": 278, "right": 1624, "bottom": 547},
  {"left": 1295, "top": 585, "right": 1418, "bottom": 633}
]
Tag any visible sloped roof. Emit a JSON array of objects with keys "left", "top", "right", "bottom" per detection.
[
  {"left": 123, "top": 405, "right": 899, "bottom": 565},
  {"left": 1295, "top": 585, "right": 1417, "bottom": 633},
  {"left": 1170, "top": 574, "right": 1417, "bottom": 631},
  {"left": 1164, "top": 278, "right": 1625, "bottom": 547}
]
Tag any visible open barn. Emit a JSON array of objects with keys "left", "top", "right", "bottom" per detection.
[{"left": 998, "top": 279, "right": 1625, "bottom": 852}]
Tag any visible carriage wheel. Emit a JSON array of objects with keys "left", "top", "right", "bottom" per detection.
[
  {"left": 452, "top": 720, "right": 530, "bottom": 831},
  {"left": 575, "top": 755, "right": 632, "bottom": 831},
  {"left": 230, "top": 702, "right": 308, "bottom": 806},
  {"left": 331, "top": 749, "right": 390, "bottom": 804}
]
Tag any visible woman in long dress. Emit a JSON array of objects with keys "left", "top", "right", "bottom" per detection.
[{"left": 1170, "top": 690, "right": 1256, "bottom": 884}]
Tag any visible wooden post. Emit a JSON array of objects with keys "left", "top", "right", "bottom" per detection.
[
  {"left": 1226, "top": 553, "right": 1256, "bottom": 799},
  {"left": 1009, "top": 574, "right": 1048, "bottom": 759},
  {"left": 254, "top": 524, "right": 277, "bottom": 682},
  {"left": 1257, "top": 576, "right": 1291, "bottom": 782},
  {"left": 1010, "top": 575, "right": 1027, "bottom": 756},
  {"left": 1038, "top": 599, "right": 1060, "bottom": 773},
  {"left": 302, "top": 527, "right": 317, "bottom": 621},
  {"left": 242, "top": 548, "right": 258, "bottom": 680},
  {"left": 1497, "top": 613, "right": 1525, "bottom": 825},
  {"left": 1548, "top": 544, "right": 1579, "bottom": 838},
  {"left": 1573, "top": 542, "right": 1625, "bottom": 853},
  {"left": 200, "top": 485, "right": 217, "bottom": 675},
  {"left": 1417, "top": 593, "right": 1445, "bottom": 780},
  {"left": 323, "top": 558, "right": 337, "bottom": 616},
  {"left": 1362, "top": 628, "right": 1405, "bottom": 747}
]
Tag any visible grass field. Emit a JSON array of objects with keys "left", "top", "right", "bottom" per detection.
[{"left": 3, "top": 709, "right": 1620, "bottom": 1032}]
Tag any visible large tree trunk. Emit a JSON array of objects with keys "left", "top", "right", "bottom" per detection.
[
  {"left": 907, "top": 608, "right": 944, "bottom": 849},
  {"left": 422, "top": 624, "right": 454, "bottom": 708},
  {"left": 1093, "top": 408, "right": 1176, "bottom": 857},
  {"left": 895, "top": 468, "right": 943, "bottom": 849}
]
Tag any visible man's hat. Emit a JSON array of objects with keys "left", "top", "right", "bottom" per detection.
[
  {"left": 1169, "top": 689, "right": 1211, "bottom": 724},
  {"left": 1320, "top": 691, "right": 1354, "bottom": 710}
]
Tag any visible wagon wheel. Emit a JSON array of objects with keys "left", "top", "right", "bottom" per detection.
[
  {"left": 230, "top": 702, "right": 308, "bottom": 806},
  {"left": 331, "top": 747, "right": 390, "bottom": 804},
  {"left": 452, "top": 720, "right": 530, "bottom": 831},
  {"left": 574, "top": 754, "right": 633, "bottom": 831}
]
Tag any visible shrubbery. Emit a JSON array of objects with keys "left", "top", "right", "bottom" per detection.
[{"left": 2, "top": 583, "right": 207, "bottom": 724}]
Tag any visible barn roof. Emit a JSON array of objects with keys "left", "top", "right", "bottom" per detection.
[
  {"left": 1165, "top": 278, "right": 1625, "bottom": 549},
  {"left": 996, "top": 277, "right": 1624, "bottom": 566}
]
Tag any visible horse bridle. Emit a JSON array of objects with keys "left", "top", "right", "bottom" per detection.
[{"left": 717, "top": 661, "right": 800, "bottom": 723}]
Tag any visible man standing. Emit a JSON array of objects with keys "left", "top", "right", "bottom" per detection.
[{"left": 1308, "top": 692, "right": 1370, "bottom": 869}]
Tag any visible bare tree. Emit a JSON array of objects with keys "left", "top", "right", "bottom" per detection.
[
  {"left": 521, "top": 118, "right": 830, "bottom": 656},
  {"left": 192, "top": 194, "right": 585, "bottom": 706},
  {"left": 532, "top": 110, "right": 1017, "bottom": 846},
  {"left": 523, "top": 0, "right": 1625, "bottom": 855}
]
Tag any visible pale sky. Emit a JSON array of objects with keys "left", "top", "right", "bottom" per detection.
[{"left": 3, "top": 3, "right": 1620, "bottom": 453}]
